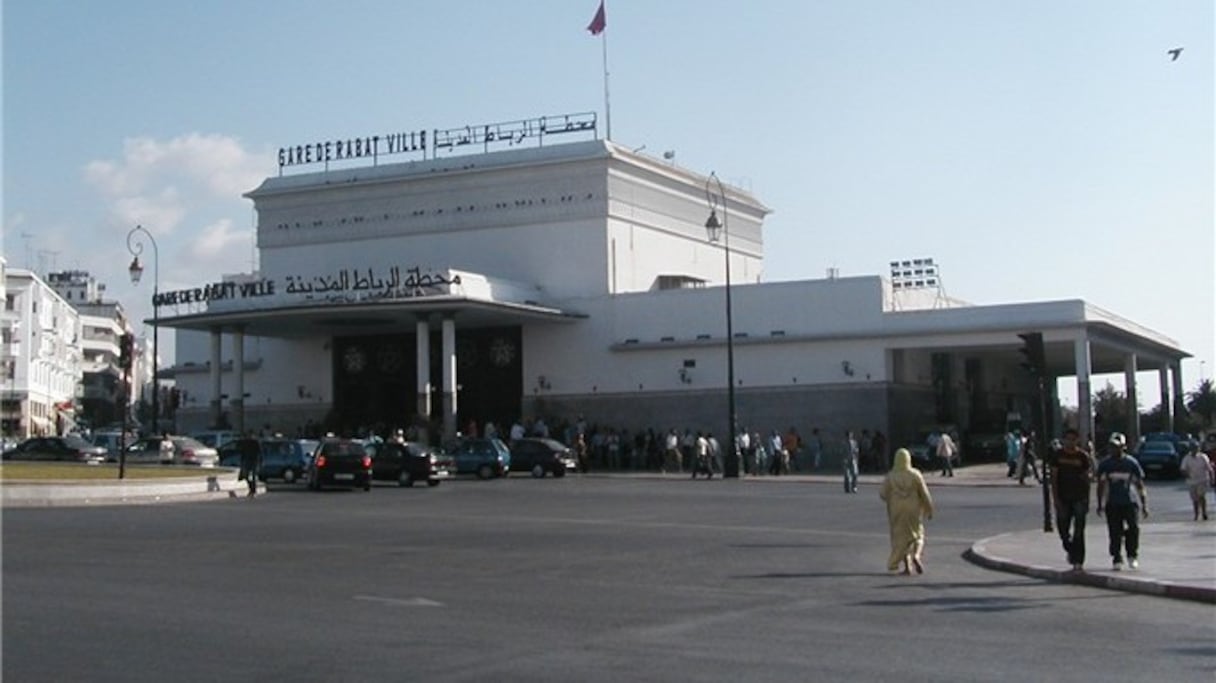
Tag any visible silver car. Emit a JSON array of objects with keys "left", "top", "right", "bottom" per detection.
[{"left": 122, "top": 435, "right": 219, "bottom": 467}]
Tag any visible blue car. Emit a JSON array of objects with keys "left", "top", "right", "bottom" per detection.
[
  {"left": 1134, "top": 441, "right": 1181, "bottom": 479},
  {"left": 450, "top": 438, "right": 511, "bottom": 479},
  {"left": 219, "top": 438, "right": 319, "bottom": 483}
]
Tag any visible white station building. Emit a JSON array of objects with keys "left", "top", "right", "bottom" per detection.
[{"left": 160, "top": 114, "right": 1190, "bottom": 455}]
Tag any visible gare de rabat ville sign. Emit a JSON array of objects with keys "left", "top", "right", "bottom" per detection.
[
  {"left": 152, "top": 265, "right": 462, "bottom": 313},
  {"left": 277, "top": 111, "right": 598, "bottom": 174}
]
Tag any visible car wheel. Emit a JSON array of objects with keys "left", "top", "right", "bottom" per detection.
[
  {"left": 427, "top": 479, "right": 440, "bottom": 487},
  {"left": 531, "top": 464, "right": 545, "bottom": 478},
  {"left": 282, "top": 468, "right": 297, "bottom": 484},
  {"left": 477, "top": 464, "right": 494, "bottom": 480},
  {"left": 399, "top": 470, "right": 415, "bottom": 487}
]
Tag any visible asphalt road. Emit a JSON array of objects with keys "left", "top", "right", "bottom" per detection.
[{"left": 4, "top": 476, "right": 1212, "bottom": 682}]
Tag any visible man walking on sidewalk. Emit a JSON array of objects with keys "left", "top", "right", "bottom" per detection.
[
  {"left": 1049, "top": 428, "right": 1093, "bottom": 571},
  {"left": 1180, "top": 443, "right": 1212, "bottom": 521},
  {"left": 1096, "top": 432, "right": 1148, "bottom": 571}
]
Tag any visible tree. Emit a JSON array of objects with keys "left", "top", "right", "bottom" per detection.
[
  {"left": 1092, "top": 382, "right": 1130, "bottom": 433},
  {"left": 1187, "top": 378, "right": 1216, "bottom": 429}
]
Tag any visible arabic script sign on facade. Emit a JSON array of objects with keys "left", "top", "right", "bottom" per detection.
[
  {"left": 153, "top": 266, "right": 461, "bottom": 310},
  {"left": 277, "top": 112, "right": 597, "bottom": 173}
]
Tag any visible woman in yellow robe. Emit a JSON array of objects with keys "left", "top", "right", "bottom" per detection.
[{"left": 879, "top": 448, "right": 935, "bottom": 574}]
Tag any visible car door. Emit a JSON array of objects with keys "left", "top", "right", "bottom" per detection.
[
  {"left": 126, "top": 439, "right": 157, "bottom": 464},
  {"left": 511, "top": 441, "right": 537, "bottom": 471},
  {"left": 369, "top": 443, "right": 395, "bottom": 480},
  {"left": 26, "top": 438, "right": 52, "bottom": 461}
]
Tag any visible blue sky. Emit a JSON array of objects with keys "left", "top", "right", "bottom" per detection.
[{"left": 2, "top": 1, "right": 1212, "bottom": 407}]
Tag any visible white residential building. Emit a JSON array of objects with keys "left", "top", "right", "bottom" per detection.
[{"left": 3, "top": 267, "right": 83, "bottom": 438}]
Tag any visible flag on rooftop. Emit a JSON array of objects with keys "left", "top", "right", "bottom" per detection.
[{"left": 587, "top": 0, "right": 606, "bottom": 35}]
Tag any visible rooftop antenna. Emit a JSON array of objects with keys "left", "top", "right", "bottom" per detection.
[
  {"left": 37, "top": 249, "right": 60, "bottom": 276},
  {"left": 20, "top": 232, "right": 34, "bottom": 270}
]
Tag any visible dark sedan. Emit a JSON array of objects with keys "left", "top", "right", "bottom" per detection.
[
  {"left": 369, "top": 441, "right": 452, "bottom": 487},
  {"left": 307, "top": 439, "right": 372, "bottom": 491},
  {"left": 509, "top": 438, "right": 576, "bottom": 478},
  {"left": 1, "top": 436, "right": 107, "bottom": 464},
  {"left": 1135, "top": 441, "right": 1182, "bottom": 479}
]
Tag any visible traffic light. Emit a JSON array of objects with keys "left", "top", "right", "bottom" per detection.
[
  {"left": 119, "top": 333, "right": 134, "bottom": 370},
  {"left": 1017, "top": 332, "right": 1045, "bottom": 376}
]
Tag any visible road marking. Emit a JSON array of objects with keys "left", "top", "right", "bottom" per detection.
[{"left": 354, "top": 595, "right": 443, "bottom": 607}]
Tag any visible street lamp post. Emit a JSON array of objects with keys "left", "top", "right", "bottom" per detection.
[
  {"left": 127, "top": 225, "right": 159, "bottom": 435},
  {"left": 704, "top": 172, "right": 739, "bottom": 478}
]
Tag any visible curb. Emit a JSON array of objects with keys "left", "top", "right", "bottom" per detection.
[
  {"left": 1, "top": 470, "right": 257, "bottom": 508},
  {"left": 964, "top": 533, "right": 1216, "bottom": 605}
]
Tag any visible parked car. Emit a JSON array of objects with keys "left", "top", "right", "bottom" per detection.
[
  {"left": 190, "top": 430, "right": 239, "bottom": 450},
  {"left": 1134, "top": 441, "right": 1182, "bottom": 479},
  {"left": 91, "top": 431, "right": 138, "bottom": 462},
  {"left": 450, "top": 437, "right": 511, "bottom": 479},
  {"left": 368, "top": 441, "right": 452, "bottom": 487},
  {"left": 508, "top": 438, "right": 576, "bottom": 478},
  {"left": 219, "top": 438, "right": 318, "bottom": 483},
  {"left": 1, "top": 436, "right": 107, "bottom": 464},
  {"left": 307, "top": 438, "right": 372, "bottom": 491},
  {"left": 123, "top": 435, "right": 219, "bottom": 467},
  {"left": 962, "top": 432, "right": 1005, "bottom": 463}
]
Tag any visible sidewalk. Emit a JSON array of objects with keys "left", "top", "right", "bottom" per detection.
[{"left": 966, "top": 522, "right": 1216, "bottom": 604}]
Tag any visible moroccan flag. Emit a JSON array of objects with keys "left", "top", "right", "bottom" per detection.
[{"left": 586, "top": 0, "right": 606, "bottom": 35}]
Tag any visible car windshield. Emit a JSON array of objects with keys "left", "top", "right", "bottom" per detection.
[
  {"left": 173, "top": 437, "right": 208, "bottom": 450},
  {"left": 321, "top": 441, "right": 366, "bottom": 457}
]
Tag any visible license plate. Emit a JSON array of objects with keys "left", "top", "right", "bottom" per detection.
[
  {"left": 334, "top": 473, "right": 355, "bottom": 481},
  {"left": 1144, "top": 464, "right": 1161, "bottom": 470}
]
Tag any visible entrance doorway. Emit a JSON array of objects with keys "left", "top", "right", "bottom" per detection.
[{"left": 331, "top": 327, "right": 522, "bottom": 437}]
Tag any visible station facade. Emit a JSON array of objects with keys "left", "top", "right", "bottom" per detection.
[{"left": 160, "top": 122, "right": 1190, "bottom": 453}]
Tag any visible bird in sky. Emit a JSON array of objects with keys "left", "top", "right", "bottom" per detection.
[{"left": 1167, "top": 47, "right": 1183, "bottom": 61}]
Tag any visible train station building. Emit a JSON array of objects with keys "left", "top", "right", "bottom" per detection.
[{"left": 159, "top": 114, "right": 1191, "bottom": 452}]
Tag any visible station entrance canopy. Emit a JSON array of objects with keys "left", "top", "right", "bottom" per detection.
[{"left": 149, "top": 267, "right": 584, "bottom": 337}]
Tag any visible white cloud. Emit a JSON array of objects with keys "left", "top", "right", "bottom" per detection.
[
  {"left": 83, "top": 133, "right": 272, "bottom": 234},
  {"left": 113, "top": 188, "right": 187, "bottom": 234},
  {"left": 190, "top": 218, "right": 248, "bottom": 260}
]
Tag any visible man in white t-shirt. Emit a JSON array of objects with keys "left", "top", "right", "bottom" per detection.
[
  {"left": 158, "top": 433, "right": 175, "bottom": 465},
  {"left": 936, "top": 432, "right": 957, "bottom": 478},
  {"left": 1180, "top": 445, "right": 1212, "bottom": 522}
]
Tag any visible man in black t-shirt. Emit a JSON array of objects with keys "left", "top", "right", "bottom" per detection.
[{"left": 1049, "top": 428, "right": 1094, "bottom": 571}]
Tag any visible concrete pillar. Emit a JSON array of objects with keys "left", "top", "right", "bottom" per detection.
[
  {"left": 1171, "top": 363, "right": 1185, "bottom": 434},
  {"left": 1074, "top": 336, "right": 1093, "bottom": 443},
  {"left": 441, "top": 315, "right": 457, "bottom": 442},
  {"left": 416, "top": 317, "right": 431, "bottom": 420},
  {"left": 232, "top": 326, "right": 245, "bottom": 434},
  {"left": 1158, "top": 366, "right": 1171, "bottom": 434},
  {"left": 209, "top": 328, "right": 223, "bottom": 429},
  {"left": 1124, "top": 354, "right": 1139, "bottom": 445}
]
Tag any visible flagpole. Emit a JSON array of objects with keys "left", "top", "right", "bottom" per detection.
[{"left": 601, "top": 2, "right": 611, "bottom": 140}]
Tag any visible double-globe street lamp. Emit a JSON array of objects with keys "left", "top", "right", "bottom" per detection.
[
  {"left": 126, "top": 225, "right": 159, "bottom": 435},
  {"left": 704, "top": 172, "right": 739, "bottom": 478}
]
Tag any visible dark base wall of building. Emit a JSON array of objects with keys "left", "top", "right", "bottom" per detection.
[{"left": 523, "top": 383, "right": 899, "bottom": 466}]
